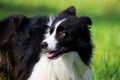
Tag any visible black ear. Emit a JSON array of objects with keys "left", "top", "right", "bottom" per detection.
[
  {"left": 58, "top": 6, "right": 76, "bottom": 18},
  {"left": 79, "top": 16, "right": 92, "bottom": 25},
  {"left": 0, "top": 14, "right": 26, "bottom": 48}
]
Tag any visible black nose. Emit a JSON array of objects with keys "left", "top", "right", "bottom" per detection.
[{"left": 41, "top": 42, "right": 48, "bottom": 49}]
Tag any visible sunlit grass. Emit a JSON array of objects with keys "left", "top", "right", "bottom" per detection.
[
  {"left": 0, "top": 0, "right": 120, "bottom": 18},
  {"left": 92, "top": 23, "right": 120, "bottom": 80}
]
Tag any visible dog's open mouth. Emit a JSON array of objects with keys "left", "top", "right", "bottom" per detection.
[{"left": 46, "top": 47, "right": 67, "bottom": 59}]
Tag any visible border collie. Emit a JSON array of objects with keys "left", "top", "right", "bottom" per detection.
[{"left": 0, "top": 6, "right": 93, "bottom": 80}]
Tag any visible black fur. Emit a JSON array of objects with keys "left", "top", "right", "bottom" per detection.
[{"left": 0, "top": 15, "right": 49, "bottom": 80}]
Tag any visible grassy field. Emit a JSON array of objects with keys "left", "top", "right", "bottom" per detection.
[
  {"left": 0, "top": 0, "right": 120, "bottom": 80},
  {"left": 92, "top": 22, "right": 120, "bottom": 80}
]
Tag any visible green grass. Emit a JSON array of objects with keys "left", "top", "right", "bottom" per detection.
[
  {"left": 92, "top": 23, "right": 120, "bottom": 80},
  {"left": 0, "top": 78, "right": 7, "bottom": 80},
  {"left": 0, "top": 0, "right": 120, "bottom": 80}
]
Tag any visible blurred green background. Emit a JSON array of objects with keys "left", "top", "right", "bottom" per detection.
[{"left": 0, "top": 0, "right": 120, "bottom": 80}]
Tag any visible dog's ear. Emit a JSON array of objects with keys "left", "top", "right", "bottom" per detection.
[
  {"left": 58, "top": 6, "right": 76, "bottom": 18},
  {"left": 78, "top": 16, "right": 92, "bottom": 26},
  {"left": 0, "top": 15, "right": 26, "bottom": 49}
]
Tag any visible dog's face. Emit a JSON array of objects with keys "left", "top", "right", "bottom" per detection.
[{"left": 41, "top": 6, "right": 92, "bottom": 59}]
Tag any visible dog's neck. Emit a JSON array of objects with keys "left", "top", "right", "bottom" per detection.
[{"left": 28, "top": 52, "right": 91, "bottom": 80}]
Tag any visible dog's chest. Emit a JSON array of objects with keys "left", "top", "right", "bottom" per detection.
[{"left": 28, "top": 52, "right": 91, "bottom": 80}]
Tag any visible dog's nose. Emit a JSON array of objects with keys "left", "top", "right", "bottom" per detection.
[{"left": 41, "top": 42, "right": 48, "bottom": 49}]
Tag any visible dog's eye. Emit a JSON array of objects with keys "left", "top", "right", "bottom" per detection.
[
  {"left": 58, "top": 31, "right": 66, "bottom": 38},
  {"left": 50, "top": 28, "right": 54, "bottom": 34}
]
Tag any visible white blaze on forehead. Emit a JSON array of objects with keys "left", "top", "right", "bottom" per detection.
[
  {"left": 44, "top": 17, "right": 54, "bottom": 39},
  {"left": 54, "top": 19, "right": 66, "bottom": 31},
  {"left": 43, "top": 19, "right": 66, "bottom": 51},
  {"left": 47, "top": 16, "right": 54, "bottom": 27}
]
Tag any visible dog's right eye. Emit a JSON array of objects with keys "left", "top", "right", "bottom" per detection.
[{"left": 50, "top": 28, "right": 54, "bottom": 34}]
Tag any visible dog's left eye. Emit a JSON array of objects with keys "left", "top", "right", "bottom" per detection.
[{"left": 58, "top": 31, "right": 66, "bottom": 38}]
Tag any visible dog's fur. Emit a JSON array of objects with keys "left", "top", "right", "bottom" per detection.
[{"left": 0, "top": 6, "right": 93, "bottom": 80}]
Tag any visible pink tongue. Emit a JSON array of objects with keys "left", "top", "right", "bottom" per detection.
[{"left": 47, "top": 52, "right": 54, "bottom": 58}]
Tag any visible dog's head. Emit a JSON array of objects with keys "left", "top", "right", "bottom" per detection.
[{"left": 41, "top": 6, "right": 92, "bottom": 61}]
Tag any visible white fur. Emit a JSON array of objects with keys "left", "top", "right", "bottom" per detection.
[
  {"left": 44, "top": 17, "right": 54, "bottom": 38},
  {"left": 47, "top": 16, "right": 54, "bottom": 27},
  {"left": 44, "top": 28, "right": 50, "bottom": 39},
  {"left": 28, "top": 52, "right": 91, "bottom": 80},
  {"left": 43, "top": 19, "right": 66, "bottom": 51}
]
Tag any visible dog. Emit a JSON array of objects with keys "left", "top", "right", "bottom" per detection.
[{"left": 0, "top": 6, "right": 93, "bottom": 80}]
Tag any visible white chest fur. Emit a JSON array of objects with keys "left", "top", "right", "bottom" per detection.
[{"left": 28, "top": 52, "right": 91, "bottom": 80}]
